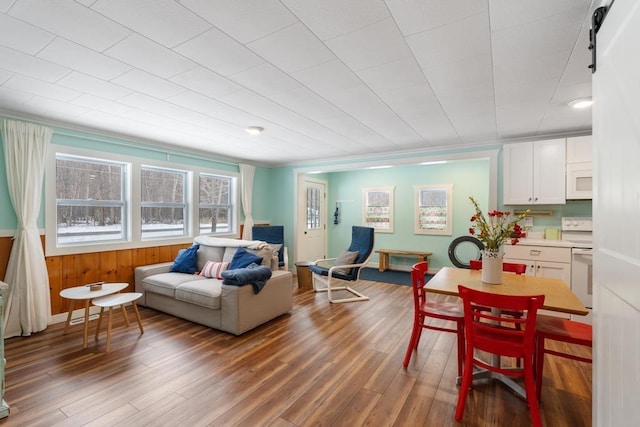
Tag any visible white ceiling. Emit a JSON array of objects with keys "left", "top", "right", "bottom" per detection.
[{"left": 0, "top": 0, "right": 595, "bottom": 167}]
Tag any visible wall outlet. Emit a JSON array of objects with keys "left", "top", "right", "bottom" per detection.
[{"left": 523, "top": 217, "right": 534, "bottom": 228}]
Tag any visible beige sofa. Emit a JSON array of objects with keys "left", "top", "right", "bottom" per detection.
[{"left": 134, "top": 236, "right": 293, "bottom": 335}]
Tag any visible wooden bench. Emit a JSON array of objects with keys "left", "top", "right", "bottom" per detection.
[{"left": 375, "top": 249, "right": 432, "bottom": 272}]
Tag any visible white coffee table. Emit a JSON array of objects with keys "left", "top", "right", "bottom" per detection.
[{"left": 59, "top": 283, "right": 128, "bottom": 348}]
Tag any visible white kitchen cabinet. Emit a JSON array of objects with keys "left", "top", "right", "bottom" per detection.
[
  {"left": 503, "top": 139, "right": 566, "bottom": 205},
  {"left": 566, "top": 135, "right": 593, "bottom": 199},
  {"left": 503, "top": 245, "right": 572, "bottom": 318}
]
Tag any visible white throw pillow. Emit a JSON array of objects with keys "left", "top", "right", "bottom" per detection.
[{"left": 334, "top": 250, "right": 359, "bottom": 275}]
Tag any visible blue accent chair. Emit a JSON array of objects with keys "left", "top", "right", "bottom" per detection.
[
  {"left": 309, "top": 226, "right": 375, "bottom": 303},
  {"left": 252, "top": 225, "right": 288, "bottom": 271}
]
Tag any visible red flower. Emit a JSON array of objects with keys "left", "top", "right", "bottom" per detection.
[{"left": 469, "top": 227, "right": 475, "bottom": 235}]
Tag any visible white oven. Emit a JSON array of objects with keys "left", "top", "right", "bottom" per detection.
[{"left": 561, "top": 217, "right": 593, "bottom": 324}]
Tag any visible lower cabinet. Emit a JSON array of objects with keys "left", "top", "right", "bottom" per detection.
[{"left": 503, "top": 245, "right": 572, "bottom": 318}]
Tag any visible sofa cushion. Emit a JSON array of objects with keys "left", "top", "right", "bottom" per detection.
[
  {"left": 197, "top": 245, "right": 225, "bottom": 271},
  {"left": 224, "top": 245, "right": 273, "bottom": 267},
  {"left": 228, "top": 247, "right": 263, "bottom": 270},
  {"left": 199, "top": 261, "right": 229, "bottom": 279},
  {"left": 143, "top": 272, "right": 206, "bottom": 298},
  {"left": 175, "top": 279, "right": 222, "bottom": 309},
  {"left": 170, "top": 245, "right": 200, "bottom": 274}
]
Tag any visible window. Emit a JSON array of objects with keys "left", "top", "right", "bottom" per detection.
[
  {"left": 55, "top": 154, "right": 128, "bottom": 245},
  {"left": 414, "top": 184, "right": 453, "bottom": 235},
  {"left": 199, "top": 173, "right": 235, "bottom": 235},
  {"left": 363, "top": 186, "right": 394, "bottom": 233},
  {"left": 141, "top": 166, "right": 189, "bottom": 239},
  {"left": 306, "top": 186, "right": 321, "bottom": 229}
]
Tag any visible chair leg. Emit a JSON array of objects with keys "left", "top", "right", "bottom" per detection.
[
  {"left": 524, "top": 357, "right": 543, "bottom": 427},
  {"left": 455, "top": 347, "right": 475, "bottom": 421},
  {"left": 403, "top": 319, "right": 422, "bottom": 368},
  {"left": 456, "top": 322, "right": 465, "bottom": 377},
  {"left": 535, "top": 336, "right": 545, "bottom": 402}
]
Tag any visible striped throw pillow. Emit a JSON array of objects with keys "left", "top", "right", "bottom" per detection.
[{"left": 199, "top": 261, "right": 230, "bottom": 279}]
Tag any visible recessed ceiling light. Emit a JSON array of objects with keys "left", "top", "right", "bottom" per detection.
[
  {"left": 246, "top": 126, "right": 264, "bottom": 135},
  {"left": 419, "top": 160, "right": 447, "bottom": 165},
  {"left": 568, "top": 98, "right": 593, "bottom": 109}
]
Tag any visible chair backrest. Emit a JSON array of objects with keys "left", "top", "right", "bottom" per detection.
[
  {"left": 345, "top": 226, "right": 375, "bottom": 277},
  {"left": 469, "top": 259, "right": 527, "bottom": 275},
  {"left": 458, "top": 285, "right": 544, "bottom": 358},
  {"left": 410, "top": 261, "right": 429, "bottom": 310},
  {"left": 252, "top": 225, "right": 285, "bottom": 265}
]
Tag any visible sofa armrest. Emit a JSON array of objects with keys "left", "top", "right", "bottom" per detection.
[
  {"left": 134, "top": 262, "right": 173, "bottom": 301},
  {"left": 220, "top": 270, "right": 293, "bottom": 335}
]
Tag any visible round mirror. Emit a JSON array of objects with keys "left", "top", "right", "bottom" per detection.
[{"left": 448, "top": 236, "right": 484, "bottom": 268}]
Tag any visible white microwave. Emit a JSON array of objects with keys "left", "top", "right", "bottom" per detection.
[{"left": 566, "top": 162, "right": 593, "bottom": 199}]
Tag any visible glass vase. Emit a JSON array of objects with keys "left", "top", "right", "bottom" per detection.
[{"left": 481, "top": 249, "right": 503, "bottom": 284}]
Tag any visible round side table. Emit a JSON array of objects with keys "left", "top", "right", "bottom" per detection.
[{"left": 92, "top": 293, "right": 144, "bottom": 352}]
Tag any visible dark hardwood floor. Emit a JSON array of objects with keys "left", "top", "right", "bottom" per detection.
[{"left": 1, "top": 280, "right": 592, "bottom": 426}]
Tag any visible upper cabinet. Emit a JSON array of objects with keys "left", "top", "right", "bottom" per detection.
[
  {"left": 566, "top": 135, "right": 593, "bottom": 200},
  {"left": 503, "top": 139, "right": 566, "bottom": 205}
]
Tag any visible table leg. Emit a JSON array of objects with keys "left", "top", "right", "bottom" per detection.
[
  {"left": 83, "top": 300, "right": 90, "bottom": 349},
  {"left": 120, "top": 304, "right": 130, "bottom": 326},
  {"left": 63, "top": 300, "right": 75, "bottom": 335},
  {"left": 379, "top": 253, "right": 389, "bottom": 272},
  {"left": 106, "top": 307, "right": 113, "bottom": 352},
  {"left": 95, "top": 307, "right": 105, "bottom": 340},
  {"left": 132, "top": 301, "right": 144, "bottom": 334}
]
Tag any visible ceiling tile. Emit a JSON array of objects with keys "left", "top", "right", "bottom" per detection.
[
  {"left": 22, "top": 96, "right": 88, "bottom": 118},
  {"left": 4, "top": 74, "right": 80, "bottom": 102},
  {"left": 247, "top": 23, "right": 335, "bottom": 73},
  {"left": 326, "top": 18, "right": 412, "bottom": 71},
  {"left": 169, "top": 66, "right": 243, "bottom": 99},
  {"left": 112, "top": 69, "right": 186, "bottom": 99},
  {"left": 0, "top": 13, "right": 54, "bottom": 54},
  {"left": 282, "top": 0, "right": 389, "bottom": 40},
  {"left": 0, "top": 45, "right": 70, "bottom": 82},
  {"left": 180, "top": 0, "right": 297, "bottom": 44},
  {"left": 493, "top": 50, "right": 571, "bottom": 88},
  {"left": 292, "top": 60, "right": 361, "bottom": 95},
  {"left": 356, "top": 57, "right": 428, "bottom": 93},
  {"left": 408, "top": 12, "right": 491, "bottom": 69},
  {"left": 90, "top": 0, "right": 211, "bottom": 48},
  {"left": 37, "top": 38, "right": 131, "bottom": 81},
  {"left": 117, "top": 92, "right": 180, "bottom": 115},
  {"left": 489, "top": 0, "right": 591, "bottom": 32},
  {"left": 0, "top": 85, "right": 33, "bottom": 105},
  {"left": 57, "top": 72, "right": 132, "bottom": 100},
  {"left": 269, "top": 87, "right": 343, "bottom": 121},
  {"left": 8, "top": 0, "right": 130, "bottom": 51},
  {"left": 71, "top": 94, "right": 133, "bottom": 115},
  {"left": 387, "top": 0, "right": 487, "bottom": 36},
  {"left": 228, "top": 63, "right": 302, "bottom": 97},
  {"left": 423, "top": 54, "right": 493, "bottom": 94},
  {"left": 174, "top": 27, "right": 264, "bottom": 76},
  {"left": 168, "top": 90, "right": 261, "bottom": 126},
  {"left": 104, "top": 34, "right": 196, "bottom": 79}
]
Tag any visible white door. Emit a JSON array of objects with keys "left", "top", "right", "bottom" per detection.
[
  {"left": 593, "top": 0, "right": 640, "bottom": 424},
  {"left": 296, "top": 175, "right": 327, "bottom": 263}
]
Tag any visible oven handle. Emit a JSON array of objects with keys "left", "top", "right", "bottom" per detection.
[{"left": 572, "top": 248, "right": 593, "bottom": 256}]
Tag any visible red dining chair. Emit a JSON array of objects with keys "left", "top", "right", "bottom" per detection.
[
  {"left": 455, "top": 285, "right": 545, "bottom": 427},
  {"left": 403, "top": 262, "right": 465, "bottom": 376},
  {"left": 535, "top": 315, "right": 593, "bottom": 402},
  {"left": 469, "top": 259, "right": 527, "bottom": 275}
]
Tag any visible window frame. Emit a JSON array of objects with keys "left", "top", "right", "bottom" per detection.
[
  {"left": 45, "top": 145, "right": 239, "bottom": 256},
  {"left": 362, "top": 186, "right": 395, "bottom": 233},
  {"left": 198, "top": 172, "right": 236, "bottom": 236},
  {"left": 140, "top": 165, "right": 191, "bottom": 240},
  {"left": 414, "top": 184, "right": 454, "bottom": 235}
]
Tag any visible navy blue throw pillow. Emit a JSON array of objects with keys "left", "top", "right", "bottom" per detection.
[
  {"left": 228, "top": 247, "right": 263, "bottom": 270},
  {"left": 170, "top": 244, "right": 200, "bottom": 274}
]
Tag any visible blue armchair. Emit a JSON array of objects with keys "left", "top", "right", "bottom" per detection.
[
  {"left": 252, "top": 225, "right": 288, "bottom": 271},
  {"left": 309, "top": 226, "right": 375, "bottom": 303}
]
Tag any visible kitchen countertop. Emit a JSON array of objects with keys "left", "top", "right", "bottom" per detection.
[{"left": 512, "top": 238, "right": 590, "bottom": 249}]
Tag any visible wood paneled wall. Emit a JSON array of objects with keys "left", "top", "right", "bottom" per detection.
[{"left": 0, "top": 236, "right": 190, "bottom": 316}]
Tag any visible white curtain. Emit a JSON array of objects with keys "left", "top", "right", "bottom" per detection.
[
  {"left": 239, "top": 163, "right": 255, "bottom": 240},
  {"left": 1, "top": 120, "right": 52, "bottom": 337}
]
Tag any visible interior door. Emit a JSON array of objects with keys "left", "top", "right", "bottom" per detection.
[
  {"left": 296, "top": 175, "right": 326, "bottom": 263},
  {"left": 592, "top": 0, "right": 640, "bottom": 424}
]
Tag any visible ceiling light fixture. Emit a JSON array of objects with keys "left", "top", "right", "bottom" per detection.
[
  {"left": 246, "top": 126, "right": 264, "bottom": 135},
  {"left": 568, "top": 97, "right": 593, "bottom": 109},
  {"left": 367, "top": 165, "right": 392, "bottom": 170},
  {"left": 419, "top": 160, "right": 447, "bottom": 166}
]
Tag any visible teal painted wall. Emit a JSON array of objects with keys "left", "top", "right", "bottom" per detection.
[
  {"left": 0, "top": 118, "right": 273, "bottom": 234},
  {"left": 325, "top": 159, "right": 491, "bottom": 269}
]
